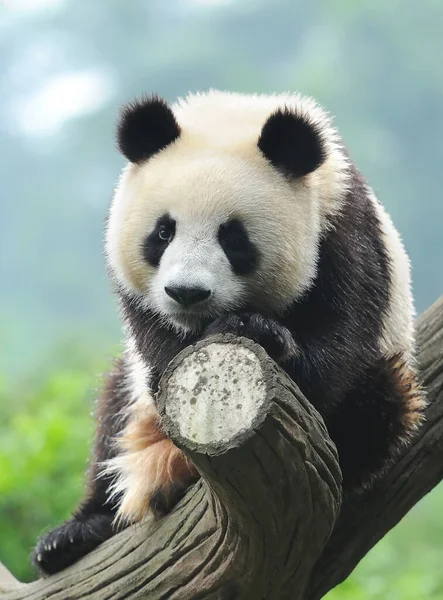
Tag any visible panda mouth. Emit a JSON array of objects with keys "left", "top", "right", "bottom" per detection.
[
  {"left": 163, "top": 304, "right": 219, "bottom": 332},
  {"left": 169, "top": 315, "right": 209, "bottom": 334}
]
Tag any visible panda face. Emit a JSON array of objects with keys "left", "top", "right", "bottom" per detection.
[
  {"left": 141, "top": 212, "right": 258, "bottom": 332},
  {"left": 106, "top": 91, "right": 350, "bottom": 333},
  {"left": 108, "top": 151, "right": 320, "bottom": 333}
]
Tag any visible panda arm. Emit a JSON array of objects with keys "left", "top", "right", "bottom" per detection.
[{"left": 203, "top": 310, "right": 423, "bottom": 492}]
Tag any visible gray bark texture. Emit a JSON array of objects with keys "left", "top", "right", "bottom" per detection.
[{"left": 1, "top": 297, "right": 442, "bottom": 600}]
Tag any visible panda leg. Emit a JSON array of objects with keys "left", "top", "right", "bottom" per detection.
[
  {"left": 325, "top": 354, "right": 425, "bottom": 491},
  {"left": 32, "top": 361, "right": 129, "bottom": 575},
  {"left": 105, "top": 402, "right": 199, "bottom": 524},
  {"left": 32, "top": 491, "right": 116, "bottom": 575}
]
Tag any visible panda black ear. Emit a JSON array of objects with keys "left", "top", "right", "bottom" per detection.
[
  {"left": 258, "top": 108, "right": 326, "bottom": 177},
  {"left": 117, "top": 95, "right": 181, "bottom": 164}
]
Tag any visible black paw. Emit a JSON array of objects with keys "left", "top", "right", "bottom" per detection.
[
  {"left": 32, "top": 512, "right": 115, "bottom": 575},
  {"left": 203, "top": 313, "right": 297, "bottom": 362}
]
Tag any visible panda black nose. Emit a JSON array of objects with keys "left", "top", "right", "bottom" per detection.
[{"left": 164, "top": 286, "right": 211, "bottom": 306}]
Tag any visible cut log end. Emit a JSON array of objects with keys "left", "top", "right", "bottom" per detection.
[{"left": 157, "top": 335, "right": 273, "bottom": 455}]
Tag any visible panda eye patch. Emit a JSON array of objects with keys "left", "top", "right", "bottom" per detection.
[
  {"left": 143, "top": 214, "right": 176, "bottom": 267},
  {"left": 218, "top": 219, "right": 259, "bottom": 276}
]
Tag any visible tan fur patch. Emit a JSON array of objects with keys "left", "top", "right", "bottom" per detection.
[
  {"left": 389, "top": 355, "right": 426, "bottom": 434},
  {"left": 104, "top": 403, "right": 197, "bottom": 524}
]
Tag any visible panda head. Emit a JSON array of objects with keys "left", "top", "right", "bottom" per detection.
[{"left": 106, "top": 91, "right": 349, "bottom": 333}]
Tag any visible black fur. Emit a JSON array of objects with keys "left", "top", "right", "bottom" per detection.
[
  {"left": 258, "top": 108, "right": 326, "bottom": 177},
  {"left": 117, "top": 95, "right": 180, "bottom": 164},
  {"left": 326, "top": 355, "right": 411, "bottom": 489},
  {"left": 143, "top": 214, "right": 176, "bottom": 267},
  {"left": 32, "top": 511, "right": 115, "bottom": 575},
  {"left": 218, "top": 219, "right": 260, "bottom": 275}
]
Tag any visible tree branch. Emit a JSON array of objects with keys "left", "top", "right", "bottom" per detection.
[
  {"left": 306, "top": 297, "right": 443, "bottom": 599},
  {"left": 1, "top": 298, "right": 442, "bottom": 599}
]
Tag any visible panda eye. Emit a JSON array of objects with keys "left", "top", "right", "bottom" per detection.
[
  {"left": 143, "top": 215, "right": 176, "bottom": 266},
  {"left": 158, "top": 226, "right": 172, "bottom": 242}
]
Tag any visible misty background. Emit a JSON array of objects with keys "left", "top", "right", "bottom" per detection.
[{"left": 1, "top": 0, "right": 442, "bottom": 596}]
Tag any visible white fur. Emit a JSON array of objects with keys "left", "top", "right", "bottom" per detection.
[
  {"left": 125, "top": 335, "right": 155, "bottom": 406},
  {"left": 367, "top": 189, "right": 415, "bottom": 360}
]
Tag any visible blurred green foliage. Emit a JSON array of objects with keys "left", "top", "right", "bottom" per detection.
[
  {"left": 0, "top": 363, "right": 95, "bottom": 582},
  {"left": 1, "top": 0, "right": 443, "bottom": 595}
]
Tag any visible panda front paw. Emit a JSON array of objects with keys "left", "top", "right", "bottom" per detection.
[
  {"left": 203, "top": 312, "right": 298, "bottom": 363},
  {"left": 32, "top": 512, "right": 115, "bottom": 575}
]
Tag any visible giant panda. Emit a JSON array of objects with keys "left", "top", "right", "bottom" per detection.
[{"left": 33, "top": 90, "right": 425, "bottom": 575}]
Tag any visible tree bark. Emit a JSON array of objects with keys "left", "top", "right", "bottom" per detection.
[{"left": 1, "top": 297, "right": 442, "bottom": 600}]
